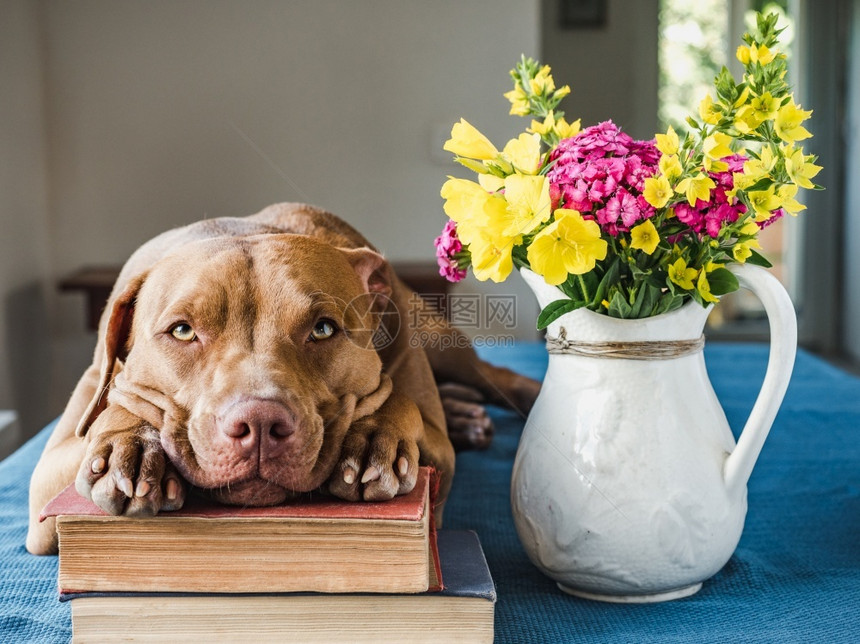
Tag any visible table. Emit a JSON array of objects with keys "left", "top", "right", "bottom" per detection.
[{"left": 1, "top": 342, "right": 858, "bottom": 642}]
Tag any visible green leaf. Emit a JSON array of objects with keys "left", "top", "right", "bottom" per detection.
[
  {"left": 654, "top": 292, "right": 686, "bottom": 315},
  {"left": 745, "top": 249, "right": 773, "bottom": 268},
  {"left": 578, "top": 271, "right": 600, "bottom": 303},
  {"left": 558, "top": 278, "right": 581, "bottom": 300},
  {"left": 591, "top": 257, "right": 620, "bottom": 306},
  {"left": 641, "top": 284, "right": 661, "bottom": 317},
  {"left": 744, "top": 176, "right": 775, "bottom": 192},
  {"left": 607, "top": 291, "right": 634, "bottom": 319},
  {"left": 536, "top": 298, "right": 584, "bottom": 330},
  {"left": 707, "top": 267, "right": 740, "bottom": 296},
  {"left": 715, "top": 67, "right": 738, "bottom": 102}
]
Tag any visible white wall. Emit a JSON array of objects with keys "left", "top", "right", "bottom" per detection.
[
  {"left": 41, "top": 0, "right": 540, "bottom": 273},
  {"left": 541, "top": 0, "right": 660, "bottom": 140},
  {"left": 0, "top": 0, "right": 53, "bottom": 449}
]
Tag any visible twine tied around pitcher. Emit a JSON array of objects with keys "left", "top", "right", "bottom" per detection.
[{"left": 545, "top": 327, "right": 705, "bottom": 360}]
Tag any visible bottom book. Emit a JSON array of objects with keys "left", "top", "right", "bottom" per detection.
[{"left": 62, "top": 530, "right": 496, "bottom": 643}]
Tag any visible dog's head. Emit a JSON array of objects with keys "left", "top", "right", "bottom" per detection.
[{"left": 77, "top": 234, "right": 395, "bottom": 505}]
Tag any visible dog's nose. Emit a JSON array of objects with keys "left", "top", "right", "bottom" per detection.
[{"left": 216, "top": 399, "right": 296, "bottom": 459}]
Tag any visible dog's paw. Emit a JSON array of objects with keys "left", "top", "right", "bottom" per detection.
[
  {"left": 328, "top": 420, "right": 420, "bottom": 503},
  {"left": 75, "top": 425, "right": 186, "bottom": 516},
  {"left": 437, "top": 382, "right": 494, "bottom": 451}
]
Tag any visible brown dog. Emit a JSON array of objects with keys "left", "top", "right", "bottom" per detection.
[{"left": 27, "top": 203, "right": 540, "bottom": 555}]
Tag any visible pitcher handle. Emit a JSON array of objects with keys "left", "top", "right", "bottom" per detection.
[{"left": 723, "top": 263, "right": 798, "bottom": 496}]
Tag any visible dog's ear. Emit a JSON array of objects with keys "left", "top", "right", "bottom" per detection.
[
  {"left": 341, "top": 247, "right": 393, "bottom": 299},
  {"left": 75, "top": 273, "right": 146, "bottom": 437}
]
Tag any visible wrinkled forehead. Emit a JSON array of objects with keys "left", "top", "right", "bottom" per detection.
[{"left": 136, "top": 235, "right": 364, "bottom": 317}]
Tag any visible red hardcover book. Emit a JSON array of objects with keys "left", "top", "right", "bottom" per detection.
[{"left": 42, "top": 467, "right": 441, "bottom": 595}]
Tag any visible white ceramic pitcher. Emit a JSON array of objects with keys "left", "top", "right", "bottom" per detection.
[{"left": 511, "top": 264, "right": 797, "bottom": 602}]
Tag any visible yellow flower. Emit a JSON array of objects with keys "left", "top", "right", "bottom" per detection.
[
  {"left": 676, "top": 173, "right": 716, "bottom": 206},
  {"left": 743, "top": 146, "right": 777, "bottom": 181},
  {"left": 630, "top": 219, "right": 660, "bottom": 255},
  {"left": 751, "top": 44, "right": 776, "bottom": 65},
  {"left": 733, "top": 224, "right": 762, "bottom": 263},
  {"left": 656, "top": 125, "right": 680, "bottom": 156},
  {"left": 728, "top": 172, "right": 754, "bottom": 199},
  {"left": 703, "top": 132, "right": 734, "bottom": 172},
  {"left": 482, "top": 193, "right": 515, "bottom": 236},
  {"left": 668, "top": 257, "right": 697, "bottom": 290},
  {"left": 774, "top": 99, "right": 813, "bottom": 143},
  {"left": 441, "top": 178, "right": 488, "bottom": 221},
  {"left": 469, "top": 229, "right": 519, "bottom": 283},
  {"left": 738, "top": 43, "right": 776, "bottom": 65},
  {"left": 443, "top": 119, "right": 500, "bottom": 160},
  {"left": 748, "top": 186, "right": 782, "bottom": 221},
  {"left": 502, "top": 132, "right": 542, "bottom": 174},
  {"left": 478, "top": 173, "right": 504, "bottom": 193},
  {"left": 526, "top": 209, "right": 608, "bottom": 285},
  {"left": 530, "top": 65, "right": 556, "bottom": 95},
  {"left": 698, "top": 95, "right": 721, "bottom": 126},
  {"left": 643, "top": 175, "right": 674, "bottom": 208},
  {"left": 528, "top": 112, "right": 556, "bottom": 137},
  {"left": 734, "top": 105, "right": 765, "bottom": 134},
  {"left": 531, "top": 112, "right": 580, "bottom": 141},
  {"left": 784, "top": 146, "right": 822, "bottom": 189},
  {"left": 738, "top": 220, "right": 760, "bottom": 237},
  {"left": 554, "top": 116, "right": 580, "bottom": 140},
  {"left": 733, "top": 242, "right": 755, "bottom": 263},
  {"left": 501, "top": 174, "right": 552, "bottom": 237},
  {"left": 503, "top": 86, "right": 530, "bottom": 116},
  {"left": 553, "top": 85, "right": 572, "bottom": 100},
  {"left": 697, "top": 270, "right": 720, "bottom": 304},
  {"left": 659, "top": 154, "right": 683, "bottom": 182},
  {"left": 776, "top": 183, "right": 806, "bottom": 215},
  {"left": 751, "top": 91, "right": 779, "bottom": 122},
  {"left": 440, "top": 178, "right": 491, "bottom": 244}
]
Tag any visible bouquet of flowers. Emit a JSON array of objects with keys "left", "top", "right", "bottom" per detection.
[{"left": 435, "top": 12, "right": 821, "bottom": 327}]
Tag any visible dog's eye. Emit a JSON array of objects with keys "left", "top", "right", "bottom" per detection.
[
  {"left": 170, "top": 323, "right": 197, "bottom": 342},
  {"left": 309, "top": 319, "right": 337, "bottom": 342}
]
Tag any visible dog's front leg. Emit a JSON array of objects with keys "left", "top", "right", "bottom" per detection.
[
  {"left": 75, "top": 405, "right": 186, "bottom": 517},
  {"left": 327, "top": 388, "right": 423, "bottom": 503}
]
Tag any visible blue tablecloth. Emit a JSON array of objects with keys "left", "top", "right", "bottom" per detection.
[{"left": 2, "top": 342, "right": 858, "bottom": 642}]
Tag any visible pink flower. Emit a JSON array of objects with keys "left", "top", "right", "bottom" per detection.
[
  {"left": 674, "top": 202, "right": 705, "bottom": 234},
  {"left": 671, "top": 164, "right": 749, "bottom": 239},
  {"left": 434, "top": 220, "right": 467, "bottom": 282},
  {"left": 598, "top": 188, "right": 641, "bottom": 230},
  {"left": 547, "top": 121, "right": 660, "bottom": 236},
  {"left": 758, "top": 209, "right": 784, "bottom": 229}
]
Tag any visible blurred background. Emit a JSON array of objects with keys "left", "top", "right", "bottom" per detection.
[{"left": 1, "top": 0, "right": 857, "bottom": 454}]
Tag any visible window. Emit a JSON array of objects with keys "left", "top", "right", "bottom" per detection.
[{"left": 658, "top": 0, "right": 797, "bottom": 338}]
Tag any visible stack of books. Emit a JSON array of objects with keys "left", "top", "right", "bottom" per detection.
[{"left": 41, "top": 467, "right": 495, "bottom": 642}]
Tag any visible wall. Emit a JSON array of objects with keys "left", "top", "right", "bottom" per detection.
[
  {"left": 845, "top": 0, "right": 860, "bottom": 363},
  {"left": 0, "top": 0, "right": 53, "bottom": 451},
  {"left": 40, "top": 0, "right": 542, "bottom": 274},
  {"left": 541, "top": 0, "right": 660, "bottom": 140}
]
